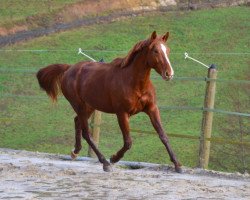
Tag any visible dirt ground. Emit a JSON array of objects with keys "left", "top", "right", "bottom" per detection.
[{"left": 0, "top": 148, "right": 249, "bottom": 200}]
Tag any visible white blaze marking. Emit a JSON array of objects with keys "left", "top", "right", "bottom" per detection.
[{"left": 160, "top": 44, "right": 174, "bottom": 76}]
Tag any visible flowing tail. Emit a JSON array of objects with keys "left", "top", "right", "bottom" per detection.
[{"left": 36, "top": 64, "right": 71, "bottom": 101}]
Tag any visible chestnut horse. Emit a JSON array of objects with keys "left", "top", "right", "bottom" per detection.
[{"left": 37, "top": 31, "right": 182, "bottom": 173}]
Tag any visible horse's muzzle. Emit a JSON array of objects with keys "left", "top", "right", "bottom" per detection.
[
  {"left": 161, "top": 70, "right": 174, "bottom": 81},
  {"left": 163, "top": 71, "right": 174, "bottom": 81}
]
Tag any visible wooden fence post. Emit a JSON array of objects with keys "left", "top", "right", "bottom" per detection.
[
  {"left": 88, "top": 110, "right": 102, "bottom": 158},
  {"left": 199, "top": 65, "right": 217, "bottom": 169}
]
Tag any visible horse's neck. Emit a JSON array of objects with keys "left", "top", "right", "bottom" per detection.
[{"left": 128, "top": 54, "right": 151, "bottom": 90}]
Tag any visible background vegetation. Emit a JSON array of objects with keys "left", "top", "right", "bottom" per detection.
[
  {"left": 0, "top": 5, "right": 249, "bottom": 173},
  {"left": 0, "top": 0, "right": 81, "bottom": 26}
]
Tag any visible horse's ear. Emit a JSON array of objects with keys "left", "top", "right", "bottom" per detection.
[
  {"left": 151, "top": 31, "right": 157, "bottom": 40},
  {"left": 162, "top": 32, "right": 169, "bottom": 42}
]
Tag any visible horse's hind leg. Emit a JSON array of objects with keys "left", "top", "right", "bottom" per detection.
[
  {"left": 79, "top": 111, "right": 112, "bottom": 172},
  {"left": 71, "top": 116, "right": 82, "bottom": 159},
  {"left": 71, "top": 107, "right": 94, "bottom": 160}
]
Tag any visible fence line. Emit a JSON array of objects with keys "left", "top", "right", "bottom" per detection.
[
  {"left": 0, "top": 93, "right": 249, "bottom": 117},
  {"left": 1, "top": 114, "right": 249, "bottom": 146},
  {"left": 159, "top": 106, "right": 250, "bottom": 117},
  {"left": 130, "top": 129, "right": 250, "bottom": 146},
  {"left": 0, "top": 49, "right": 250, "bottom": 55},
  {"left": 1, "top": 114, "right": 249, "bottom": 147}
]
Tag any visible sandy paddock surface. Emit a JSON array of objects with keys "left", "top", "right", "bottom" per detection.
[{"left": 0, "top": 148, "right": 249, "bottom": 200}]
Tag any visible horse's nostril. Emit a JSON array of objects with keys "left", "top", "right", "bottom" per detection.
[{"left": 168, "top": 75, "right": 174, "bottom": 80}]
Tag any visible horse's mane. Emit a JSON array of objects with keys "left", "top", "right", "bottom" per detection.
[{"left": 111, "top": 39, "right": 150, "bottom": 68}]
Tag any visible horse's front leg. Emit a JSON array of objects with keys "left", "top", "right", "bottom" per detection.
[
  {"left": 71, "top": 116, "right": 82, "bottom": 159},
  {"left": 146, "top": 104, "right": 182, "bottom": 173},
  {"left": 110, "top": 112, "right": 132, "bottom": 163}
]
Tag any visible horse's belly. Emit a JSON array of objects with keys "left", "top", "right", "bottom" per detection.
[
  {"left": 84, "top": 94, "right": 115, "bottom": 114},
  {"left": 89, "top": 102, "right": 115, "bottom": 114}
]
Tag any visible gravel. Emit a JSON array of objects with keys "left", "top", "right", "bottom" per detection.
[{"left": 0, "top": 148, "right": 249, "bottom": 200}]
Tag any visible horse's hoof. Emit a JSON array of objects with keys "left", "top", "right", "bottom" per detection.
[
  {"left": 175, "top": 166, "right": 183, "bottom": 173},
  {"left": 103, "top": 164, "right": 112, "bottom": 172},
  {"left": 70, "top": 150, "right": 79, "bottom": 160}
]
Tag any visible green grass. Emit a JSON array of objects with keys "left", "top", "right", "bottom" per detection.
[
  {"left": 0, "top": 6, "right": 249, "bottom": 173},
  {"left": 0, "top": 0, "right": 82, "bottom": 27}
]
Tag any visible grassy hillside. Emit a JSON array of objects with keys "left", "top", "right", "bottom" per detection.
[
  {"left": 0, "top": 6, "right": 249, "bottom": 172},
  {"left": 0, "top": 0, "right": 81, "bottom": 26}
]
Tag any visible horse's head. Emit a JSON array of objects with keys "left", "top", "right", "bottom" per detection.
[{"left": 147, "top": 31, "right": 174, "bottom": 81}]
